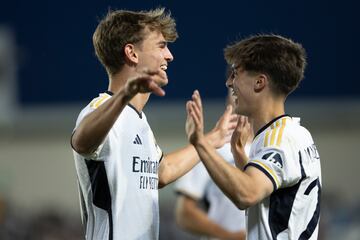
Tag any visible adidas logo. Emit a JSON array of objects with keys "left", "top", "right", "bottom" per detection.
[{"left": 133, "top": 134, "right": 142, "bottom": 145}]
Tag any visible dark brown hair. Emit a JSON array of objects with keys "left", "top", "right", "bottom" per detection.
[{"left": 224, "top": 34, "right": 307, "bottom": 96}]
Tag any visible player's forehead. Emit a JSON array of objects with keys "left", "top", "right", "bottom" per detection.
[
  {"left": 231, "top": 63, "right": 244, "bottom": 76},
  {"left": 231, "top": 63, "right": 242, "bottom": 71},
  {"left": 142, "top": 28, "right": 166, "bottom": 43}
]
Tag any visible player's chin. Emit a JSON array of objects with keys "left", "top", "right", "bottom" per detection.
[{"left": 157, "top": 78, "right": 168, "bottom": 87}]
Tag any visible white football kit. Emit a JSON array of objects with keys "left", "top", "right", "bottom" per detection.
[
  {"left": 245, "top": 115, "right": 322, "bottom": 240},
  {"left": 176, "top": 143, "right": 247, "bottom": 238},
  {"left": 72, "top": 91, "right": 163, "bottom": 240}
]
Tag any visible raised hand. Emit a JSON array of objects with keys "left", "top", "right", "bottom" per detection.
[
  {"left": 231, "top": 116, "right": 251, "bottom": 169},
  {"left": 125, "top": 69, "right": 167, "bottom": 97},
  {"left": 206, "top": 105, "right": 238, "bottom": 149},
  {"left": 185, "top": 90, "right": 204, "bottom": 145}
]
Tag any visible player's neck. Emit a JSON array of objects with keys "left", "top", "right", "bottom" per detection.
[
  {"left": 107, "top": 68, "right": 150, "bottom": 112},
  {"left": 129, "top": 93, "right": 150, "bottom": 112},
  {"left": 252, "top": 98, "right": 285, "bottom": 134},
  {"left": 108, "top": 69, "right": 130, "bottom": 93}
]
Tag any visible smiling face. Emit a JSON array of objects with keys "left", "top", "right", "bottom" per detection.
[
  {"left": 134, "top": 29, "right": 174, "bottom": 87},
  {"left": 226, "top": 65, "right": 257, "bottom": 116}
]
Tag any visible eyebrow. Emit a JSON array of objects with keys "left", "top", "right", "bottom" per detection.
[
  {"left": 157, "top": 41, "right": 168, "bottom": 46},
  {"left": 231, "top": 63, "right": 240, "bottom": 71}
]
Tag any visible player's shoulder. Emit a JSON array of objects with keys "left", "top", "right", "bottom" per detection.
[
  {"left": 89, "top": 91, "right": 113, "bottom": 109},
  {"left": 253, "top": 115, "right": 290, "bottom": 148},
  {"left": 75, "top": 92, "right": 112, "bottom": 122},
  {"left": 253, "top": 115, "right": 313, "bottom": 150}
]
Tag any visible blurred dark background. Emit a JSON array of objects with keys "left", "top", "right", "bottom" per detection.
[
  {"left": 0, "top": 0, "right": 359, "bottom": 239},
  {"left": 0, "top": 0, "right": 359, "bottom": 105}
]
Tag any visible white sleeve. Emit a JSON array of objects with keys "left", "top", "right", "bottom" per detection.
[
  {"left": 72, "top": 101, "right": 109, "bottom": 161},
  {"left": 245, "top": 137, "right": 302, "bottom": 190},
  {"left": 175, "top": 162, "right": 210, "bottom": 200}
]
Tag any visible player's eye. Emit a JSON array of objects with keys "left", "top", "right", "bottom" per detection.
[
  {"left": 232, "top": 70, "right": 237, "bottom": 78},
  {"left": 158, "top": 42, "right": 167, "bottom": 49}
]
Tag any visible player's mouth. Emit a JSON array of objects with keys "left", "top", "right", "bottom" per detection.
[
  {"left": 160, "top": 64, "right": 168, "bottom": 72},
  {"left": 231, "top": 88, "right": 237, "bottom": 99},
  {"left": 157, "top": 64, "right": 169, "bottom": 87}
]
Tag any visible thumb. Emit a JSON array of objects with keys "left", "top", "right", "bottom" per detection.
[
  {"left": 186, "top": 101, "right": 192, "bottom": 115},
  {"left": 237, "top": 115, "right": 246, "bottom": 129},
  {"left": 223, "top": 105, "right": 233, "bottom": 118}
]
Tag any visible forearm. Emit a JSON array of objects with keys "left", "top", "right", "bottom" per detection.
[
  {"left": 158, "top": 144, "right": 199, "bottom": 187},
  {"left": 193, "top": 138, "right": 255, "bottom": 209},
  {"left": 158, "top": 133, "right": 224, "bottom": 187},
  {"left": 232, "top": 149, "right": 249, "bottom": 170},
  {"left": 72, "top": 88, "right": 133, "bottom": 155},
  {"left": 176, "top": 197, "right": 233, "bottom": 239}
]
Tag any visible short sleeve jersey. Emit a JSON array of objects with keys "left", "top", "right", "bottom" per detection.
[
  {"left": 245, "top": 115, "right": 322, "bottom": 240},
  {"left": 176, "top": 143, "right": 247, "bottom": 234},
  {"left": 72, "top": 92, "right": 163, "bottom": 240}
]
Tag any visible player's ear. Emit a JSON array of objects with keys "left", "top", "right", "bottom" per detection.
[
  {"left": 124, "top": 43, "right": 139, "bottom": 64},
  {"left": 254, "top": 74, "right": 267, "bottom": 92}
]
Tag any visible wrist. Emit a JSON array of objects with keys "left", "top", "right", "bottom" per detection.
[
  {"left": 190, "top": 134, "right": 207, "bottom": 147},
  {"left": 204, "top": 129, "right": 217, "bottom": 147},
  {"left": 121, "top": 85, "right": 136, "bottom": 101}
]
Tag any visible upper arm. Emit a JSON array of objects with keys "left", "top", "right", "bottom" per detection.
[
  {"left": 242, "top": 138, "right": 303, "bottom": 205},
  {"left": 176, "top": 194, "right": 199, "bottom": 220},
  {"left": 243, "top": 165, "right": 275, "bottom": 204},
  {"left": 175, "top": 165, "right": 207, "bottom": 225}
]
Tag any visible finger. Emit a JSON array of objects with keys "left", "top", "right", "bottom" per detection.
[
  {"left": 244, "top": 116, "right": 251, "bottom": 128},
  {"left": 192, "top": 90, "right": 203, "bottom": 114},
  {"left": 241, "top": 116, "right": 249, "bottom": 128},
  {"left": 186, "top": 100, "right": 191, "bottom": 112},
  {"left": 241, "top": 116, "right": 249, "bottom": 130},
  {"left": 140, "top": 69, "right": 167, "bottom": 85},
  {"left": 224, "top": 134, "right": 232, "bottom": 144},
  {"left": 190, "top": 111, "right": 201, "bottom": 127},
  {"left": 223, "top": 105, "right": 233, "bottom": 119},
  {"left": 153, "top": 70, "right": 168, "bottom": 82},
  {"left": 186, "top": 101, "right": 192, "bottom": 118},
  {"left": 229, "top": 122, "right": 238, "bottom": 130},
  {"left": 230, "top": 114, "right": 239, "bottom": 121},
  {"left": 190, "top": 101, "right": 202, "bottom": 125},
  {"left": 189, "top": 102, "right": 201, "bottom": 126},
  {"left": 229, "top": 114, "right": 239, "bottom": 124},
  {"left": 141, "top": 68, "right": 159, "bottom": 76},
  {"left": 238, "top": 115, "right": 244, "bottom": 127},
  {"left": 148, "top": 80, "right": 165, "bottom": 96},
  {"left": 235, "top": 116, "right": 243, "bottom": 129}
]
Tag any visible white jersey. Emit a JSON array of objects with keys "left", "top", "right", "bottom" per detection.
[
  {"left": 245, "top": 115, "right": 321, "bottom": 240},
  {"left": 175, "top": 143, "right": 247, "bottom": 236},
  {"left": 72, "top": 91, "right": 163, "bottom": 240}
]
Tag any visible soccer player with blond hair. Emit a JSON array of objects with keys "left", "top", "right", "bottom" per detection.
[{"left": 71, "top": 8, "right": 237, "bottom": 240}]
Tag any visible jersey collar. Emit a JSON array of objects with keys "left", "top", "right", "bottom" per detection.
[
  {"left": 127, "top": 103, "right": 143, "bottom": 119},
  {"left": 105, "top": 90, "right": 143, "bottom": 119},
  {"left": 254, "top": 114, "right": 290, "bottom": 139},
  {"left": 105, "top": 90, "right": 113, "bottom": 96}
]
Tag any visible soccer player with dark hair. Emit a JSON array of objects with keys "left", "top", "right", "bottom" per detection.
[{"left": 186, "top": 34, "right": 322, "bottom": 240}]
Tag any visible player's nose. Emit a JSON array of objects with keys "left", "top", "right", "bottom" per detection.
[
  {"left": 226, "top": 76, "right": 233, "bottom": 88},
  {"left": 164, "top": 47, "right": 174, "bottom": 62}
]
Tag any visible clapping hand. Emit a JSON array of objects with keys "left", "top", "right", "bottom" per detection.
[{"left": 231, "top": 116, "right": 251, "bottom": 169}]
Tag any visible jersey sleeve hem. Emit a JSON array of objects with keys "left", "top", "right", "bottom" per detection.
[
  {"left": 159, "top": 152, "right": 164, "bottom": 163},
  {"left": 175, "top": 189, "right": 201, "bottom": 201},
  {"left": 245, "top": 161, "right": 279, "bottom": 190}
]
